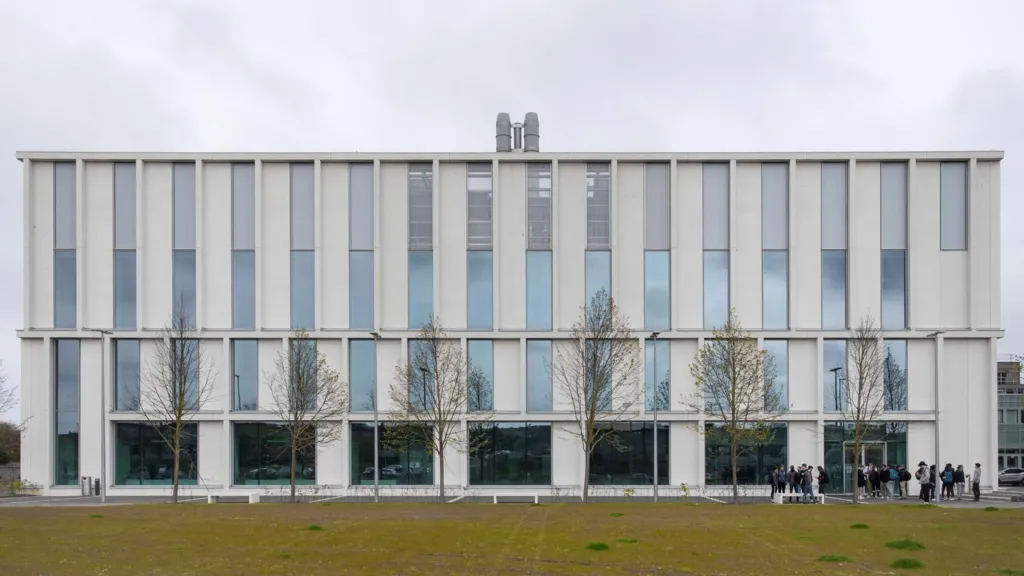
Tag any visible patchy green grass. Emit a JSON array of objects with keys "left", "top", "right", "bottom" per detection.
[
  {"left": 88, "top": 514, "right": 104, "bottom": 519},
  {"left": 818, "top": 555, "right": 851, "bottom": 562},
  {"left": 850, "top": 523, "right": 870, "bottom": 529},
  {"left": 0, "top": 504, "right": 1021, "bottom": 575},
  {"left": 891, "top": 558, "right": 926, "bottom": 569},
  {"left": 302, "top": 524, "right": 322, "bottom": 531},
  {"left": 995, "top": 570, "right": 1024, "bottom": 576},
  {"left": 886, "top": 539, "right": 926, "bottom": 551},
  {"left": 608, "top": 512, "right": 624, "bottom": 517},
  {"left": 584, "top": 542, "right": 609, "bottom": 551},
  {"left": 986, "top": 506, "right": 1001, "bottom": 512}
]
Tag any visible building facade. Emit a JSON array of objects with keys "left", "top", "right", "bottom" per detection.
[
  {"left": 998, "top": 357, "right": 1023, "bottom": 470},
  {"left": 16, "top": 146, "right": 1003, "bottom": 497}
]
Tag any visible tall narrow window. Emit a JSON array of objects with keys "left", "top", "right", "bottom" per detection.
[
  {"left": 349, "top": 163, "right": 374, "bottom": 329},
  {"left": 232, "top": 163, "right": 256, "bottom": 330},
  {"left": 467, "top": 340, "right": 494, "bottom": 411},
  {"left": 408, "top": 339, "right": 434, "bottom": 411},
  {"left": 762, "top": 163, "right": 788, "bottom": 330},
  {"left": 881, "top": 162, "right": 908, "bottom": 330},
  {"left": 54, "top": 162, "right": 77, "bottom": 329},
  {"left": 763, "top": 339, "right": 788, "bottom": 410},
  {"left": 644, "top": 163, "right": 670, "bottom": 330},
  {"left": 113, "top": 162, "right": 137, "bottom": 330},
  {"left": 823, "top": 339, "right": 847, "bottom": 412},
  {"left": 821, "top": 163, "right": 848, "bottom": 329},
  {"left": 526, "top": 163, "right": 552, "bottom": 330},
  {"left": 703, "top": 163, "right": 729, "bottom": 329},
  {"left": 290, "top": 163, "right": 315, "bottom": 330},
  {"left": 54, "top": 339, "right": 80, "bottom": 485},
  {"left": 467, "top": 163, "right": 493, "bottom": 330},
  {"left": 883, "top": 339, "right": 908, "bottom": 411},
  {"left": 232, "top": 340, "right": 258, "bottom": 411},
  {"left": 940, "top": 162, "right": 967, "bottom": 250},
  {"left": 586, "top": 163, "right": 611, "bottom": 312},
  {"left": 114, "top": 339, "right": 140, "bottom": 411},
  {"left": 645, "top": 338, "right": 670, "bottom": 411},
  {"left": 526, "top": 340, "right": 552, "bottom": 411},
  {"left": 349, "top": 339, "right": 376, "bottom": 411},
  {"left": 172, "top": 162, "right": 197, "bottom": 327},
  {"left": 408, "top": 163, "right": 433, "bottom": 329}
]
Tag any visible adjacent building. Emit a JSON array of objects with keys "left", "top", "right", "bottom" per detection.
[
  {"left": 16, "top": 117, "right": 1004, "bottom": 496},
  {"left": 998, "top": 356, "right": 1023, "bottom": 470}
]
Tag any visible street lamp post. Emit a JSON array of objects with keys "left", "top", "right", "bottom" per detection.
[
  {"left": 370, "top": 331, "right": 382, "bottom": 503},
  {"left": 84, "top": 327, "right": 113, "bottom": 503},
  {"left": 830, "top": 367, "right": 842, "bottom": 412},
  {"left": 649, "top": 332, "right": 660, "bottom": 502}
]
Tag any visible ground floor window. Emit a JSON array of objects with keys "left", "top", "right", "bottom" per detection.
[
  {"left": 1000, "top": 449, "right": 1024, "bottom": 470},
  {"left": 114, "top": 423, "right": 198, "bottom": 485},
  {"left": 823, "top": 421, "right": 907, "bottom": 493},
  {"left": 350, "top": 423, "right": 433, "bottom": 485},
  {"left": 705, "top": 422, "right": 787, "bottom": 485},
  {"left": 234, "top": 423, "right": 315, "bottom": 485},
  {"left": 468, "top": 423, "right": 551, "bottom": 485},
  {"left": 589, "top": 423, "right": 668, "bottom": 485}
]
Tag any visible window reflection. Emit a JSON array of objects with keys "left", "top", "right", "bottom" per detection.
[
  {"left": 232, "top": 340, "right": 258, "bottom": 411},
  {"left": 644, "top": 251, "right": 670, "bottom": 330},
  {"left": 114, "top": 423, "right": 198, "bottom": 485},
  {"left": 234, "top": 423, "right": 316, "bottom": 485},
  {"left": 526, "top": 251, "right": 552, "bottom": 330},
  {"left": 526, "top": 340, "right": 552, "bottom": 411},
  {"left": 349, "top": 251, "right": 374, "bottom": 330},
  {"left": 883, "top": 340, "right": 908, "bottom": 411},
  {"left": 172, "top": 250, "right": 196, "bottom": 327},
  {"left": 881, "top": 250, "right": 906, "bottom": 330},
  {"left": 232, "top": 250, "right": 255, "bottom": 330},
  {"left": 408, "top": 251, "right": 434, "bottom": 329},
  {"left": 54, "top": 339, "right": 80, "bottom": 485},
  {"left": 54, "top": 250, "right": 77, "bottom": 329},
  {"left": 705, "top": 423, "right": 787, "bottom": 485},
  {"left": 469, "top": 423, "right": 551, "bottom": 485},
  {"left": 821, "top": 250, "right": 847, "bottom": 329},
  {"left": 290, "top": 251, "right": 314, "bottom": 330},
  {"left": 762, "top": 251, "right": 788, "bottom": 329},
  {"left": 645, "top": 339, "right": 670, "bottom": 411},
  {"left": 703, "top": 251, "right": 729, "bottom": 329},
  {"left": 114, "top": 339, "right": 140, "bottom": 411},
  {"left": 350, "top": 423, "right": 433, "bottom": 485},
  {"left": 467, "top": 340, "right": 493, "bottom": 411},
  {"left": 467, "top": 251, "right": 493, "bottom": 330},
  {"left": 585, "top": 250, "right": 611, "bottom": 308},
  {"left": 113, "top": 250, "right": 137, "bottom": 330},
  {"left": 349, "top": 340, "right": 376, "bottom": 411},
  {"left": 590, "top": 423, "right": 668, "bottom": 485},
  {"left": 763, "top": 340, "right": 788, "bottom": 410},
  {"left": 823, "top": 340, "right": 847, "bottom": 412}
]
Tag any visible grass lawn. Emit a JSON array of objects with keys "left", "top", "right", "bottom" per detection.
[{"left": 1, "top": 503, "right": 1023, "bottom": 575}]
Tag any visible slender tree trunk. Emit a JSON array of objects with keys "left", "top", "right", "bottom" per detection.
[
  {"left": 730, "top": 439, "right": 739, "bottom": 504},
  {"left": 290, "top": 442, "right": 297, "bottom": 503},
  {"left": 172, "top": 428, "right": 181, "bottom": 504},
  {"left": 852, "top": 436, "right": 862, "bottom": 504},
  {"left": 582, "top": 447, "right": 591, "bottom": 504},
  {"left": 439, "top": 452, "right": 445, "bottom": 503}
]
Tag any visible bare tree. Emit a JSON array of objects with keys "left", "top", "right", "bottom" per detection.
[
  {"left": 0, "top": 360, "right": 13, "bottom": 417},
  {"left": 386, "top": 318, "right": 490, "bottom": 502},
  {"left": 550, "top": 289, "right": 641, "bottom": 503},
  {"left": 684, "top": 309, "right": 782, "bottom": 502},
  {"left": 839, "top": 315, "right": 886, "bottom": 504},
  {"left": 137, "top": 306, "right": 217, "bottom": 503},
  {"left": 267, "top": 330, "right": 348, "bottom": 502}
]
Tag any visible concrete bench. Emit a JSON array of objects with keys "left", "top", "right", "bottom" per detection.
[{"left": 493, "top": 493, "right": 539, "bottom": 504}]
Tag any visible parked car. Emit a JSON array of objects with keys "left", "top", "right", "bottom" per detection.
[{"left": 998, "top": 468, "right": 1024, "bottom": 486}]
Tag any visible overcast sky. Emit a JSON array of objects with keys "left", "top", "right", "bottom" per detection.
[{"left": 1, "top": 0, "right": 1021, "bottom": 422}]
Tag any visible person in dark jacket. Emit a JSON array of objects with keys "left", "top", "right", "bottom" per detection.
[
  {"left": 917, "top": 461, "right": 932, "bottom": 502},
  {"left": 953, "top": 465, "right": 966, "bottom": 500},
  {"left": 941, "top": 464, "right": 955, "bottom": 501},
  {"left": 769, "top": 466, "right": 780, "bottom": 501},
  {"left": 816, "top": 466, "right": 829, "bottom": 495},
  {"left": 776, "top": 466, "right": 787, "bottom": 498},
  {"left": 868, "top": 465, "right": 882, "bottom": 499},
  {"left": 787, "top": 465, "right": 799, "bottom": 503},
  {"left": 898, "top": 465, "right": 911, "bottom": 500}
]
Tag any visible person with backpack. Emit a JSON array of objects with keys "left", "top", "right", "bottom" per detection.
[
  {"left": 856, "top": 466, "right": 867, "bottom": 499},
  {"left": 816, "top": 466, "right": 829, "bottom": 496},
  {"left": 868, "top": 464, "right": 881, "bottom": 499},
  {"left": 941, "top": 464, "right": 955, "bottom": 501},
  {"left": 898, "top": 465, "right": 912, "bottom": 500},
  {"left": 802, "top": 464, "right": 815, "bottom": 504},
  {"left": 916, "top": 461, "right": 931, "bottom": 502},
  {"left": 888, "top": 464, "right": 898, "bottom": 500},
  {"left": 953, "top": 465, "right": 966, "bottom": 500},
  {"left": 879, "top": 465, "right": 891, "bottom": 499}
]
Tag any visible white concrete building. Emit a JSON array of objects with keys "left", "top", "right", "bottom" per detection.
[{"left": 15, "top": 129, "right": 1004, "bottom": 497}]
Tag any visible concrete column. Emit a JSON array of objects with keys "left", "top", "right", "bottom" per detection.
[
  {"left": 372, "top": 160, "right": 382, "bottom": 330},
  {"left": 934, "top": 335, "right": 944, "bottom": 469},
  {"left": 22, "top": 159, "right": 32, "bottom": 328},
  {"left": 135, "top": 160, "right": 145, "bottom": 329},
  {"left": 75, "top": 159, "right": 84, "bottom": 329},
  {"left": 254, "top": 160, "right": 263, "bottom": 329},
  {"left": 194, "top": 159, "right": 204, "bottom": 329},
  {"left": 669, "top": 159, "right": 679, "bottom": 330},
  {"left": 432, "top": 159, "right": 441, "bottom": 321},
  {"left": 491, "top": 159, "right": 501, "bottom": 329},
  {"left": 728, "top": 159, "right": 738, "bottom": 313},
  {"left": 550, "top": 160, "right": 560, "bottom": 328},
  {"left": 314, "top": 159, "right": 323, "bottom": 332}
]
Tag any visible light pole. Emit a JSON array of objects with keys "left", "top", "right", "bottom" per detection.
[
  {"left": 370, "top": 331, "right": 382, "bottom": 503},
  {"left": 233, "top": 375, "right": 241, "bottom": 411},
  {"left": 649, "top": 332, "right": 661, "bottom": 502},
  {"left": 830, "top": 366, "right": 842, "bottom": 412},
  {"left": 84, "top": 327, "right": 113, "bottom": 503},
  {"left": 926, "top": 331, "right": 945, "bottom": 477}
]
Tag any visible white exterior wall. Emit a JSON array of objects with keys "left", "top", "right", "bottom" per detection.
[{"left": 16, "top": 150, "right": 1003, "bottom": 496}]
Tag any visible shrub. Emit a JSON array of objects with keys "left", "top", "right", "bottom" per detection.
[
  {"left": 885, "top": 540, "right": 925, "bottom": 551},
  {"left": 585, "top": 542, "right": 609, "bottom": 551},
  {"left": 849, "top": 523, "right": 869, "bottom": 529},
  {"left": 303, "top": 525, "right": 323, "bottom": 532},
  {"left": 818, "top": 555, "right": 851, "bottom": 562},
  {"left": 890, "top": 558, "right": 925, "bottom": 569}
]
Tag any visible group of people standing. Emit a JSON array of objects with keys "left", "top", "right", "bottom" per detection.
[
  {"left": 769, "top": 464, "right": 829, "bottom": 503},
  {"left": 855, "top": 463, "right": 912, "bottom": 499},
  {"left": 915, "top": 462, "right": 982, "bottom": 502}
]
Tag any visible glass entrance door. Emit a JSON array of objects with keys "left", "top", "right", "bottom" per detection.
[{"left": 842, "top": 442, "right": 887, "bottom": 493}]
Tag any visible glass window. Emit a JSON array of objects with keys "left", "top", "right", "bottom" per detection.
[
  {"left": 705, "top": 422, "right": 787, "bottom": 485},
  {"left": 590, "top": 423, "right": 668, "bottom": 485},
  {"left": 467, "top": 340, "right": 493, "bottom": 411},
  {"left": 467, "top": 163, "right": 493, "bottom": 249},
  {"left": 113, "top": 250, "right": 137, "bottom": 330},
  {"left": 703, "top": 163, "right": 729, "bottom": 250},
  {"left": 469, "top": 423, "right": 552, "bottom": 485},
  {"left": 350, "top": 422, "right": 433, "bottom": 485},
  {"left": 644, "top": 251, "right": 670, "bottom": 330},
  {"left": 821, "top": 250, "right": 847, "bottom": 330},
  {"left": 585, "top": 250, "right": 611, "bottom": 308},
  {"left": 763, "top": 340, "right": 788, "bottom": 410},
  {"left": 54, "top": 162, "right": 76, "bottom": 250},
  {"left": 232, "top": 340, "right": 258, "bottom": 411},
  {"left": 349, "top": 163, "right": 374, "bottom": 251},
  {"left": 821, "top": 162, "right": 848, "bottom": 250},
  {"left": 173, "top": 339, "right": 202, "bottom": 410},
  {"left": 467, "top": 251, "right": 493, "bottom": 330},
  {"left": 586, "top": 163, "right": 611, "bottom": 249},
  {"left": 290, "top": 250, "right": 314, "bottom": 330},
  {"left": 824, "top": 421, "right": 907, "bottom": 494},
  {"left": 232, "top": 250, "right": 256, "bottom": 330},
  {"left": 408, "top": 251, "right": 434, "bottom": 329},
  {"left": 349, "top": 251, "right": 374, "bottom": 330},
  {"left": 761, "top": 163, "right": 788, "bottom": 250},
  {"left": 823, "top": 340, "right": 847, "bottom": 412},
  {"left": 645, "top": 339, "right": 670, "bottom": 411},
  {"left": 172, "top": 163, "right": 196, "bottom": 250},
  {"left": 234, "top": 423, "right": 316, "bottom": 485},
  {"left": 703, "top": 250, "right": 729, "bottom": 329},
  {"left": 940, "top": 162, "right": 967, "bottom": 250},
  {"left": 407, "top": 339, "right": 434, "bottom": 411},
  {"left": 526, "top": 340, "right": 552, "bottom": 412},
  {"left": 527, "top": 163, "right": 552, "bottom": 249},
  {"left": 172, "top": 249, "right": 196, "bottom": 327},
  {"left": 408, "top": 163, "right": 433, "bottom": 250},
  {"left": 54, "top": 249, "right": 77, "bottom": 329},
  {"left": 349, "top": 340, "right": 376, "bottom": 412},
  {"left": 232, "top": 163, "right": 256, "bottom": 250},
  {"left": 114, "top": 162, "right": 136, "bottom": 250},
  {"left": 290, "top": 163, "right": 315, "bottom": 250},
  {"left": 880, "top": 163, "right": 907, "bottom": 250},
  {"left": 54, "top": 339, "right": 80, "bottom": 485},
  {"left": 114, "top": 339, "right": 140, "bottom": 411},
  {"left": 881, "top": 249, "right": 907, "bottom": 330},
  {"left": 883, "top": 339, "right": 908, "bottom": 411},
  {"left": 114, "top": 423, "right": 198, "bottom": 485},
  {"left": 644, "top": 163, "right": 670, "bottom": 250},
  {"left": 526, "top": 251, "right": 552, "bottom": 330},
  {"left": 762, "top": 251, "right": 788, "bottom": 330}
]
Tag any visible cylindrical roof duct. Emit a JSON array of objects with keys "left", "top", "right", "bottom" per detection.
[
  {"left": 496, "top": 113, "right": 512, "bottom": 152},
  {"left": 524, "top": 112, "right": 540, "bottom": 152}
]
